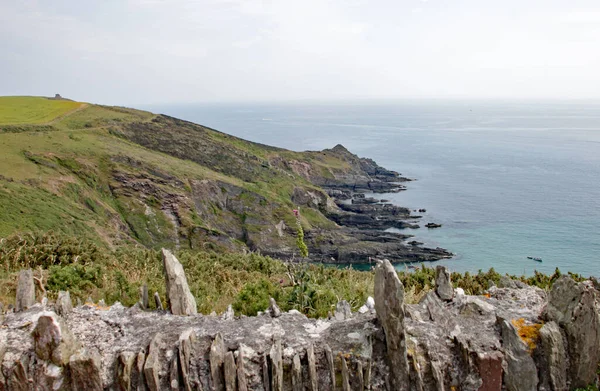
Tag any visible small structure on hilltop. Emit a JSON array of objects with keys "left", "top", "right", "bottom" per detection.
[{"left": 49, "top": 93, "right": 73, "bottom": 101}]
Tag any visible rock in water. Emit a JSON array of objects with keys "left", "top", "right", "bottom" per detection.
[
  {"left": 543, "top": 276, "right": 600, "bottom": 388},
  {"left": 374, "top": 259, "right": 409, "bottom": 390},
  {"left": 15, "top": 269, "right": 35, "bottom": 312},
  {"left": 161, "top": 249, "right": 197, "bottom": 315},
  {"left": 435, "top": 265, "right": 454, "bottom": 301}
]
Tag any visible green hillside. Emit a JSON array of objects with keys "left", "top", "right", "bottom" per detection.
[
  {"left": 0, "top": 96, "right": 83, "bottom": 125},
  {"left": 0, "top": 96, "right": 391, "bottom": 312},
  {"left": 0, "top": 96, "right": 354, "bottom": 254}
]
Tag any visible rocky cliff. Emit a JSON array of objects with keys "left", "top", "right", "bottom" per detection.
[
  {"left": 1, "top": 253, "right": 598, "bottom": 390},
  {"left": 0, "top": 101, "right": 450, "bottom": 265}
]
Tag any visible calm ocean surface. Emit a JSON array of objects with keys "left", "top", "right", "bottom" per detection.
[{"left": 141, "top": 101, "right": 600, "bottom": 277}]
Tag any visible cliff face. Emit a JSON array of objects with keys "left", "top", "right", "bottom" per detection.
[
  {"left": 2, "top": 255, "right": 599, "bottom": 390},
  {"left": 0, "top": 102, "right": 451, "bottom": 264}
]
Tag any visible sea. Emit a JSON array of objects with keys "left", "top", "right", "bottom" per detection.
[{"left": 140, "top": 101, "right": 600, "bottom": 277}]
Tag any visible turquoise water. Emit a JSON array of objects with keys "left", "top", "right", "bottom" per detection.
[{"left": 141, "top": 101, "right": 600, "bottom": 277}]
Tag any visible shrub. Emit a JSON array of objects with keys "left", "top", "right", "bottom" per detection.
[
  {"left": 233, "top": 278, "right": 280, "bottom": 316},
  {"left": 47, "top": 264, "right": 104, "bottom": 298},
  {"left": 0, "top": 231, "right": 105, "bottom": 270}
]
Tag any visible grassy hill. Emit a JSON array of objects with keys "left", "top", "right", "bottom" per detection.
[
  {"left": 0, "top": 96, "right": 369, "bottom": 255},
  {"left": 0, "top": 96, "right": 83, "bottom": 125},
  {"left": 0, "top": 95, "right": 395, "bottom": 313}
]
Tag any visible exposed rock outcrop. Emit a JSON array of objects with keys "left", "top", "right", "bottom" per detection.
[
  {"left": 334, "top": 300, "right": 352, "bottom": 321},
  {"left": 55, "top": 291, "right": 72, "bottom": 316},
  {"left": 500, "top": 318, "right": 538, "bottom": 391},
  {"left": 32, "top": 312, "right": 79, "bottom": 366},
  {"left": 267, "top": 298, "right": 282, "bottom": 318},
  {"left": 537, "top": 321, "right": 567, "bottom": 391},
  {"left": 162, "top": 249, "right": 197, "bottom": 315},
  {"left": 15, "top": 269, "right": 35, "bottom": 312},
  {"left": 1, "top": 261, "right": 599, "bottom": 390},
  {"left": 374, "top": 259, "right": 409, "bottom": 390},
  {"left": 543, "top": 275, "right": 600, "bottom": 388},
  {"left": 435, "top": 265, "right": 454, "bottom": 301},
  {"left": 115, "top": 118, "right": 451, "bottom": 265}
]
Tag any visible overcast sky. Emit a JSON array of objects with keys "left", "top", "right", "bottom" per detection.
[{"left": 1, "top": 0, "right": 600, "bottom": 104}]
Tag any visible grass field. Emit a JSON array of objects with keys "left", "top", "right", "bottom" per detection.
[{"left": 0, "top": 96, "right": 83, "bottom": 125}]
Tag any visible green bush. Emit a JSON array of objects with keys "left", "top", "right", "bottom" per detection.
[
  {"left": 295, "top": 223, "right": 308, "bottom": 258},
  {"left": 0, "top": 231, "right": 105, "bottom": 270},
  {"left": 233, "top": 278, "right": 280, "bottom": 316},
  {"left": 47, "top": 264, "right": 104, "bottom": 298}
]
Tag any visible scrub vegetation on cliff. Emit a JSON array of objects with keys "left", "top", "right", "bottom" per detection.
[{"left": 0, "top": 231, "right": 587, "bottom": 318}]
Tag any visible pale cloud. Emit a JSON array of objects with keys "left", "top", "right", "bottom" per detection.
[
  {"left": 1, "top": 0, "right": 600, "bottom": 104},
  {"left": 562, "top": 10, "right": 600, "bottom": 24}
]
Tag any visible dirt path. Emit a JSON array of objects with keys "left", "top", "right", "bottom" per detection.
[{"left": 46, "top": 102, "right": 89, "bottom": 125}]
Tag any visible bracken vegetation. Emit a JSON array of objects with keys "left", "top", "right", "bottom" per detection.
[
  {"left": 0, "top": 231, "right": 589, "bottom": 319},
  {"left": 0, "top": 231, "right": 372, "bottom": 318}
]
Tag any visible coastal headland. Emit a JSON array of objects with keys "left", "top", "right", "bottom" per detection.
[{"left": 0, "top": 96, "right": 451, "bottom": 265}]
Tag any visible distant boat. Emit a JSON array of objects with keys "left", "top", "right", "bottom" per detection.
[{"left": 527, "top": 256, "right": 543, "bottom": 262}]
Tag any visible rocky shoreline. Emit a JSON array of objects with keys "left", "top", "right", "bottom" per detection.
[
  {"left": 106, "top": 116, "right": 452, "bottom": 265},
  {"left": 299, "top": 147, "right": 452, "bottom": 265}
]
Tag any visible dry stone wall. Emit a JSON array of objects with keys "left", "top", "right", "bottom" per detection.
[{"left": 0, "top": 258, "right": 599, "bottom": 390}]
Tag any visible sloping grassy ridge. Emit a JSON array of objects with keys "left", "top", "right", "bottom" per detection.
[
  {"left": 0, "top": 96, "right": 82, "bottom": 125},
  {"left": 0, "top": 97, "right": 350, "bottom": 256}
]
